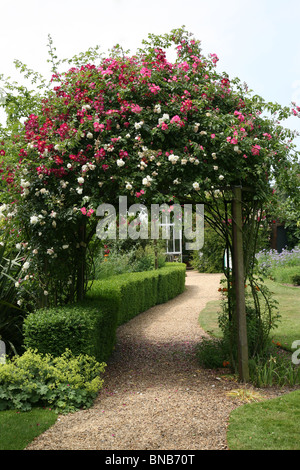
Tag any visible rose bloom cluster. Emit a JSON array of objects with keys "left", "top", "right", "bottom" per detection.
[{"left": 5, "top": 30, "right": 294, "bottom": 302}]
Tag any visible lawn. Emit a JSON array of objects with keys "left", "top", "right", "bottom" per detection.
[
  {"left": 198, "top": 279, "right": 300, "bottom": 351},
  {"left": 0, "top": 408, "right": 57, "bottom": 450},
  {"left": 227, "top": 389, "right": 300, "bottom": 450}
]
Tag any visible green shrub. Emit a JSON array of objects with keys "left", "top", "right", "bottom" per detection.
[
  {"left": 196, "top": 337, "right": 230, "bottom": 369},
  {"left": 0, "top": 349, "right": 106, "bottom": 413},
  {"left": 292, "top": 274, "right": 300, "bottom": 286},
  {"left": 23, "top": 300, "right": 118, "bottom": 363}
]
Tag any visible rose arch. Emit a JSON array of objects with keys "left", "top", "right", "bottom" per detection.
[{"left": 7, "top": 28, "right": 299, "bottom": 381}]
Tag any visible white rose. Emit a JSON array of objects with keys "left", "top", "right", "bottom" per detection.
[
  {"left": 193, "top": 182, "right": 200, "bottom": 191},
  {"left": 116, "top": 159, "right": 125, "bottom": 167},
  {"left": 125, "top": 182, "right": 133, "bottom": 190},
  {"left": 30, "top": 215, "right": 39, "bottom": 225},
  {"left": 87, "top": 132, "right": 93, "bottom": 139},
  {"left": 168, "top": 155, "right": 179, "bottom": 164},
  {"left": 142, "top": 175, "right": 152, "bottom": 186},
  {"left": 21, "top": 179, "right": 30, "bottom": 188},
  {"left": 219, "top": 175, "right": 225, "bottom": 180},
  {"left": 76, "top": 187, "right": 83, "bottom": 194},
  {"left": 213, "top": 166, "right": 218, "bottom": 171},
  {"left": 22, "top": 261, "right": 30, "bottom": 271},
  {"left": 77, "top": 177, "right": 84, "bottom": 184}
]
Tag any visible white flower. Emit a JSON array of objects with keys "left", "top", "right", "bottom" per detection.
[
  {"left": 134, "top": 121, "right": 144, "bottom": 130},
  {"left": 52, "top": 221, "right": 57, "bottom": 228},
  {"left": 21, "top": 179, "right": 30, "bottom": 188},
  {"left": 158, "top": 113, "right": 170, "bottom": 125},
  {"left": 67, "top": 163, "right": 72, "bottom": 169},
  {"left": 219, "top": 175, "right": 225, "bottom": 180},
  {"left": 43, "top": 290, "right": 49, "bottom": 296},
  {"left": 77, "top": 177, "right": 84, "bottom": 184},
  {"left": 173, "top": 178, "right": 180, "bottom": 185},
  {"left": 142, "top": 175, "right": 152, "bottom": 186},
  {"left": 116, "top": 159, "right": 125, "bottom": 167},
  {"left": 62, "top": 244, "right": 69, "bottom": 250},
  {"left": 168, "top": 154, "right": 179, "bottom": 164},
  {"left": 30, "top": 215, "right": 39, "bottom": 225},
  {"left": 213, "top": 166, "right": 218, "bottom": 171},
  {"left": 125, "top": 182, "right": 133, "bottom": 190},
  {"left": 40, "top": 188, "right": 49, "bottom": 194},
  {"left": 193, "top": 182, "right": 200, "bottom": 191},
  {"left": 76, "top": 187, "right": 83, "bottom": 194},
  {"left": 154, "top": 104, "right": 161, "bottom": 113},
  {"left": 50, "top": 211, "right": 57, "bottom": 218},
  {"left": 87, "top": 132, "right": 93, "bottom": 139},
  {"left": 194, "top": 123, "right": 200, "bottom": 132},
  {"left": 15, "top": 282, "right": 20, "bottom": 288},
  {"left": 181, "top": 158, "right": 188, "bottom": 165},
  {"left": 200, "top": 131, "right": 207, "bottom": 135},
  {"left": 212, "top": 153, "right": 217, "bottom": 160},
  {"left": 22, "top": 261, "right": 30, "bottom": 271},
  {"left": 16, "top": 243, "right": 22, "bottom": 250},
  {"left": 47, "top": 248, "right": 55, "bottom": 255},
  {"left": 194, "top": 159, "right": 199, "bottom": 165}
]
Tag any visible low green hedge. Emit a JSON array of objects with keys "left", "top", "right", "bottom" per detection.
[
  {"left": 23, "top": 300, "right": 118, "bottom": 363},
  {"left": 87, "top": 263, "right": 186, "bottom": 325},
  {"left": 23, "top": 263, "right": 186, "bottom": 362}
]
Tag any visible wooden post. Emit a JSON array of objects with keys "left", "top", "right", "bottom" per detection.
[{"left": 232, "top": 186, "right": 249, "bottom": 382}]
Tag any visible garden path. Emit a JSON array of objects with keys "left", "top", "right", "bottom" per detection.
[{"left": 25, "top": 271, "right": 260, "bottom": 450}]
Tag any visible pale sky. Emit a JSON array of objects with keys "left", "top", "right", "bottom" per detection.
[{"left": 1, "top": 0, "right": 300, "bottom": 145}]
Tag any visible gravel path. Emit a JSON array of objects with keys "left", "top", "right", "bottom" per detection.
[{"left": 26, "top": 271, "right": 281, "bottom": 451}]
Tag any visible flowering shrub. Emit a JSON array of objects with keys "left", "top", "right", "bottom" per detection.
[{"left": 1, "top": 27, "right": 299, "bottom": 304}]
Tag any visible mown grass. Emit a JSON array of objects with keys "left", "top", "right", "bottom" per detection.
[
  {"left": 198, "top": 279, "right": 300, "bottom": 351},
  {"left": 227, "top": 390, "right": 300, "bottom": 450},
  {"left": 0, "top": 407, "right": 57, "bottom": 450}
]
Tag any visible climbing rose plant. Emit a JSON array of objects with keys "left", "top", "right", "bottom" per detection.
[{"left": 1, "top": 28, "right": 299, "bottom": 305}]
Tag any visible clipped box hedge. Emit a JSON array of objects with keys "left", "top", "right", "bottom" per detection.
[
  {"left": 23, "top": 263, "right": 186, "bottom": 362},
  {"left": 23, "top": 299, "right": 118, "bottom": 363}
]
